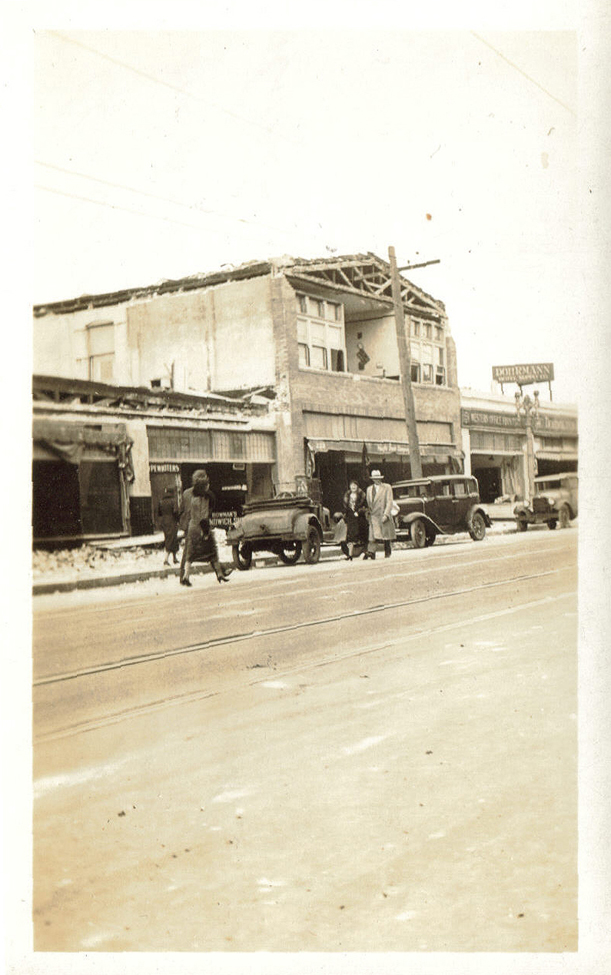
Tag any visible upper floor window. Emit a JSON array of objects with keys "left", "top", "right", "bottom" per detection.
[
  {"left": 296, "top": 294, "right": 346, "bottom": 373},
  {"left": 434, "top": 325, "right": 443, "bottom": 342},
  {"left": 85, "top": 322, "right": 114, "bottom": 382}
]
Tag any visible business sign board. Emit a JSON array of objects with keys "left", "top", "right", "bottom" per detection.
[{"left": 492, "top": 363, "right": 554, "bottom": 385}]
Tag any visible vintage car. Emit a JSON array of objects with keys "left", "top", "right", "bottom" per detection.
[
  {"left": 513, "top": 472, "right": 578, "bottom": 531},
  {"left": 226, "top": 477, "right": 336, "bottom": 569},
  {"left": 392, "top": 474, "right": 491, "bottom": 547}
]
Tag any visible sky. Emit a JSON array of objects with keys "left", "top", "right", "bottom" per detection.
[{"left": 32, "top": 24, "right": 580, "bottom": 401}]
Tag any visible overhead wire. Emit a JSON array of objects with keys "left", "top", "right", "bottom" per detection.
[
  {"left": 46, "top": 30, "right": 303, "bottom": 146},
  {"left": 35, "top": 161, "right": 293, "bottom": 235},
  {"left": 471, "top": 32, "right": 577, "bottom": 117}
]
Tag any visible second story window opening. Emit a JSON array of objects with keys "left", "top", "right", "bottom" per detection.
[
  {"left": 80, "top": 321, "right": 115, "bottom": 383},
  {"left": 296, "top": 293, "right": 346, "bottom": 373}
]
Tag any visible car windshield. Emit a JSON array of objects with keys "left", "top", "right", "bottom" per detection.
[{"left": 536, "top": 480, "right": 561, "bottom": 493}]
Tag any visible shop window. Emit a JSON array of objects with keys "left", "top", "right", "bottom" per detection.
[{"left": 79, "top": 460, "right": 123, "bottom": 534}]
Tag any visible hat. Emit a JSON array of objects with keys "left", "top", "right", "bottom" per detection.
[
  {"left": 370, "top": 469, "right": 384, "bottom": 479},
  {"left": 193, "top": 468, "right": 209, "bottom": 483}
]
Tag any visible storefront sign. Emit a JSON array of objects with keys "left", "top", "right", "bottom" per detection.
[
  {"left": 462, "top": 407, "right": 577, "bottom": 437},
  {"left": 149, "top": 462, "right": 180, "bottom": 473},
  {"left": 532, "top": 413, "right": 578, "bottom": 435},
  {"left": 211, "top": 511, "right": 237, "bottom": 529},
  {"left": 461, "top": 409, "right": 522, "bottom": 430},
  {"left": 492, "top": 363, "right": 554, "bottom": 385}
]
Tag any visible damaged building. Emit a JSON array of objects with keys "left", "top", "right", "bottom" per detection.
[
  {"left": 33, "top": 252, "right": 463, "bottom": 523},
  {"left": 32, "top": 375, "right": 275, "bottom": 545}
]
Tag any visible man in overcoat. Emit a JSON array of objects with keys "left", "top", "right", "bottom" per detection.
[{"left": 365, "top": 469, "right": 396, "bottom": 559}]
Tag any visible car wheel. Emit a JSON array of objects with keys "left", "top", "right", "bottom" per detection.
[
  {"left": 558, "top": 504, "right": 571, "bottom": 529},
  {"left": 278, "top": 541, "right": 302, "bottom": 564},
  {"left": 232, "top": 542, "right": 252, "bottom": 570},
  {"left": 548, "top": 520, "right": 557, "bottom": 530},
  {"left": 303, "top": 526, "right": 321, "bottom": 564},
  {"left": 516, "top": 516, "right": 528, "bottom": 532},
  {"left": 469, "top": 511, "right": 486, "bottom": 541},
  {"left": 410, "top": 518, "right": 427, "bottom": 549}
]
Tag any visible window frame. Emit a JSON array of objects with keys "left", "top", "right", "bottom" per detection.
[{"left": 296, "top": 293, "right": 347, "bottom": 374}]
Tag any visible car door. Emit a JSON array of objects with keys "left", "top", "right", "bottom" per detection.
[
  {"left": 451, "top": 479, "right": 473, "bottom": 530},
  {"left": 430, "top": 480, "right": 454, "bottom": 529},
  {"left": 393, "top": 483, "right": 426, "bottom": 532}
]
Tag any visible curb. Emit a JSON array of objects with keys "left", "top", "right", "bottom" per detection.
[
  {"left": 32, "top": 522, "right": 520, "bottom": 596},
  {"left": 32, "top": 545, "right": 345, "bottom": 596}
]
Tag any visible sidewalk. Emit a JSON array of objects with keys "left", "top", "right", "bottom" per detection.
[{"left": 32, "top": 514, "right": 518, "bottom": 597}]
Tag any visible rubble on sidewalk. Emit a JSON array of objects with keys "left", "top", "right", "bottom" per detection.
[{"left": 32, "top": 530, "right": 233, "bottom": 584}]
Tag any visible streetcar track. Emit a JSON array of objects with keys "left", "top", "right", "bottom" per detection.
[
  {"left": 34, "top": 589, "right": 576, "bottom": 745},
  {"left": 34, "top": 566, "right": 568, "bottom": 687},
  {"left": 33, "top": 543, "right": 570, "bottom": 630}
]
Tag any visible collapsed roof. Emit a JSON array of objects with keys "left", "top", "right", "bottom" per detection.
[{"left": 34, "top": 252, "right": 445, "bottom": 319}]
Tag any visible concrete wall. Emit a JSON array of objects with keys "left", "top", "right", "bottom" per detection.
[
  {"left": 127, "top": 275, "right": 275, "bottom": 394},
  {"left": 33, "top": 305, "right": 131, "bottom": 384},
  {"left": 345, "top": 314, "right": 398, "bottom": 377},
  {"left": 34, "top": 275, "right": 277, "bottom": 395}
]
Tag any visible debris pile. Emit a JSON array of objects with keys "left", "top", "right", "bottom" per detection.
[{"left": 32, "top": 530, "right": 232, "bottom": 583}]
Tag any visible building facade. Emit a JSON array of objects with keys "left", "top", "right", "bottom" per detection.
[
  {"left": 33, "top": 375, "right": 275, "bottom": 544},
  {"left": 460, "top": 388, "right": 578, "bottom": 502},
  {"left": 34, "top": 253, "right": 463, "bottom": 519}
]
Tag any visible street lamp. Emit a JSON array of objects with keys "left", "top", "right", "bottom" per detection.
[{"left": 515, "top": 389, "right": 539, "bottom": 503}]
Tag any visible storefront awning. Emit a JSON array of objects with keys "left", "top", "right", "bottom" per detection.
[
  {"left": 307, "top": 438, "right": 462, "bottom": 465},
  {"left": 536, "top": 450, "right": 579, "bottom": 462}
]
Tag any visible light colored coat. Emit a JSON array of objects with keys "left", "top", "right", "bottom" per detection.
[{"left": 366, "top": 481, "right": 396, "bottom": 541}]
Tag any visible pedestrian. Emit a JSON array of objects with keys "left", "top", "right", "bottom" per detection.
[
  {"left": 158, "top": 487, "right": 180, "bottom": 566},
  {"left": 341, "top": 479, "right": 368, "bottom": 560},
  {"left": 180, "top": 469, "right": 233, "bottom": 586},
  {"left": 364, "top": 469, "right": 396, "bottom": 559}
]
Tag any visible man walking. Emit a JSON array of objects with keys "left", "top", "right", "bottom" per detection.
[
  {"left": 178, "top": 469, "right": 207, "bottom": 585},
  {"left": 364, "top": 469, "right": 396, "bottom": 559}
]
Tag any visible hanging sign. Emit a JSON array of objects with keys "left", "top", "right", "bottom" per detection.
[{"left": 492, "top": 363, "right": 554, "bottom": 385}]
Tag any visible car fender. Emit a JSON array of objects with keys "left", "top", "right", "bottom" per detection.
[
  {"left": 513, "top": 502, "right": 534, "bottom": 522},
  {"left": 397, "top": 511, "right": 443, "bottom": 535},
  {"left": 226, "top": 521, "right": 243, "bottom": 544},
  {"left": 467, "top": 504, "right": 492, "bottom": 529},
  {"left": 293, "top": 513, "right": 323, "bottom": 540}
]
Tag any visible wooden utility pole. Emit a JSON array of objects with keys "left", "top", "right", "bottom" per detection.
[{"left": 389, "top": 245, "right": 422, "bottom": 479}]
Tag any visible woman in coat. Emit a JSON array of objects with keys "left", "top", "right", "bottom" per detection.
[
  {"left": 364, "top": 469, "right": 396, "bottom": 559},
  {"left": 157, "top": 488, "right": 180, "bottom": 566},
  {"left": 342, "top": 479, "right": 369, "bottom": 559},
  {"left": 181, "top": 471, "right": 233, "bottom": 586}
]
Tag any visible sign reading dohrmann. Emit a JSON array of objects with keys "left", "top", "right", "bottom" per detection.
[{"left": 492, "top": 363, "right": 554, "bottom": 385}]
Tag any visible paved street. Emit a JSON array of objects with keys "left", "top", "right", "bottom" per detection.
[{"left": 33, "top": 529, "right": 577, "bottom": 952}]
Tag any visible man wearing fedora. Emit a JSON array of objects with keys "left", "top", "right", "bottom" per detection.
[{"left": 365, "top": 469, "right": 396, "bottom": 559}]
